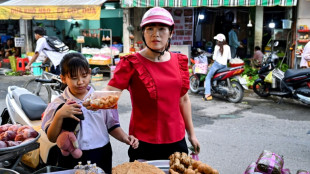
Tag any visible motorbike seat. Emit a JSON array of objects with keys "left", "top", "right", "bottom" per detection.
[
  {"left": 284, "top": 69, "right": 310, "bottom": 80},
  {"left": 19, "top": 94, "right": 47, "bottom": 121},
  {"left": 216, "top": 66, "right": 241, "bottom": 73},
  {"left": 216, "top": 67, "right": 230, "bottom": 73}
]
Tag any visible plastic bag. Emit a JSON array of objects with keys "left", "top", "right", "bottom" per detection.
[
  {"left": 254, "top": 150, "right": 284, "bottom": 174},
  {"left": 194, "top": 63, "right": 208, "bottom": 74},
  {"left": 264, "top": 71, "right": 273, "bottom": 83},
  {"left": 21, "top": 148, "right": 40, "bottom": 168}
]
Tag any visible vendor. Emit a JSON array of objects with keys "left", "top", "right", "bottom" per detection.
[{"left": 89, "top": 7, "right": 201, "bottom": 161}]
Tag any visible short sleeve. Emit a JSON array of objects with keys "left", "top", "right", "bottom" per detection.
[
  {"left": 108, "top": 56, "right": 135, "bottom": 90},
  {"left": 105, "top": 109, "right": 120, "bottom": 133},
  {"left": 35, "top": 38, "right": 46, "bottom": 53},
  {"left": 177, "top": 53, "right": 190, "bottom": 96}
]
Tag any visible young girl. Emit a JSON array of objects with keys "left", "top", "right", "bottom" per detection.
[{"left": 41, "top": 52, "right": 138, "bottom": 173}]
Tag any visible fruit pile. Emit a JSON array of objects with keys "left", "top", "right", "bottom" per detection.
[{"left": 0, "top": 124, "right": 39, "bottom": 148}]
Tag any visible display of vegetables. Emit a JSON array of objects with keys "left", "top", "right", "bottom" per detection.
[{"left": 0, "top": 124, "right": 39, "bottom": 148}]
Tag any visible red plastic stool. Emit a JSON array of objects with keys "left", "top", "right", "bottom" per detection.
[{"left": 16, "top": 58, "right": 29, "bottom": 72}]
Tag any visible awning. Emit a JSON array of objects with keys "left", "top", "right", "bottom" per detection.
[
  {"left": 0, "top": 0, "right": 106, "bottom": 20},
  {"left": 121, "top": 0, "right": 297, "bottom": 8}
]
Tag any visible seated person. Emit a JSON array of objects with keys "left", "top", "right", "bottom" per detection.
[
  {"left": 251, "top": 46, "right": 263, "bottom": 68},
  {"left": 4, "top": 39, "right": 15, "bottom": 58}
]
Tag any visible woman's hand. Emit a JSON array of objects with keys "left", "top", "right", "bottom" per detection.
[
  {"left": 125, "top": 135, "right": 139, "bottom": 149},
  {"left": 188, "top": 135, "right": 200, "bottom": 154}
]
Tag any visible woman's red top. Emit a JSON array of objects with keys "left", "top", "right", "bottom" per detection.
[{"left": 108, "top": 52, "right": 189, "bottom": 144}]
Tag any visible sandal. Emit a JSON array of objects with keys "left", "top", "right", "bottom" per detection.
[{"left": 202, "top": 95, "right": 213, "bottom": 101}]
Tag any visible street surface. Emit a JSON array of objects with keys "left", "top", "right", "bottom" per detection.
[{"left": 0, "top": 75, "right": 309, "bottom": 173}]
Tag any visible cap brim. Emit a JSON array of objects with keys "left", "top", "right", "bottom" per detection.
[{"left": 140, "top": 19, "right": 173, "bottom": 28}]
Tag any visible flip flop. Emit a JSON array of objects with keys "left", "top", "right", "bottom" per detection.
[{"left": 202, "top": 95, "right": 213, "bottom": 101}]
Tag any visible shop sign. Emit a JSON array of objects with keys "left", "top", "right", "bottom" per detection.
[
  {"left": 167, "top": 8, "right": 194, "bottom": 46},
  {"left": 14, "top": 37, "right": 24, "bottom": 47},
  {"left": 0, "top": 6, "right": 101, "bottom": 20}
]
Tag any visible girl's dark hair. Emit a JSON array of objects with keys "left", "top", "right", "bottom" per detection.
[
  {"left": 60, "top": 53, "right": 90, "bottom": 77},
  {"left": 34, "top": 27, "right": 46, "bottom": 36},
  {"left": 217, "top": 41, "right": 227, "bottom": 56}
]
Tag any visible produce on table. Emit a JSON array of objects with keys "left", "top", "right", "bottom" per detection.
[
  {"left": 0, "top": 124, "right": 39, "bottom": 148},
  {"left": 169, "top": 152, "right": 219, "bottom": 174}
]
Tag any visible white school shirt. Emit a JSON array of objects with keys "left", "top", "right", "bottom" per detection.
[
  {"left": 35, "top": 37, "right": 67, "bottom": 67},
  {"left": 41, "top": 86, "right": 120, "bottom": 150},
  {"left": 213, "top": 45, "right": 231, "bottom": 65}
]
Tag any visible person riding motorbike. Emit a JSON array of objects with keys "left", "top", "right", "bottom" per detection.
[{"left": 204, "top": 33, "right": 231, "bottom": 101}]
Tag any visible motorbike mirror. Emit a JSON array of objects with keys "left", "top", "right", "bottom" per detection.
[
  {"left": 91, "top": 67, "right": 100, "bottom": 75},
  {"left": 274, "top": 41, "right": 279, "bottom": 47}
]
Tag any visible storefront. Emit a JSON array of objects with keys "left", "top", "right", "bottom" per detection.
[
  {"left": 295, "top": 0, "right": 310, "bottom": 68},
  {"left": 0, "top": 0, "right": 106, "bottom": 54},
  {"left": 121, "top": 0, "right": 297, "bottom": 67}
]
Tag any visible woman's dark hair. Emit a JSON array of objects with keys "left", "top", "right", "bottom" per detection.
[
  {"left": 255, "top": 46, "right": 261, "bottom": 50},
  {"left": 217, "top": 41, "right": 227, "bottom": 56},
  {"left": 60, "top": 53, "right": 90, "bottom": 77},
  {"left": 34, "top": 27, "right": 46, "bottom": 36},
  {"left": 141, "top": 23, "right": 174, "bottom": 32}
]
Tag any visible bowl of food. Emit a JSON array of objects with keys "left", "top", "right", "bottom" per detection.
[{"left": 86, "top": 91, "right": 121, "bottom": 109}]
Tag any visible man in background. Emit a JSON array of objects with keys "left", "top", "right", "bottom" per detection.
[
  {"left": 25, "top": 27, "right": 66, "bottom": 75},
  {"left": 228, "top": 24, "right": 243, "bottom": 58}
]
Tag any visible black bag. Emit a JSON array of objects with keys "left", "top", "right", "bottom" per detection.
[{"left": 44, "top": 36, "right": 69, "bottom": 53}]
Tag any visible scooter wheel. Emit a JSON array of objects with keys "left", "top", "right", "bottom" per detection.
[
  {"left": 253, "top": 80, "right": 270, "bottom": 97},
  {"left": 189, "top": 75, "right": 200, "bottom": 94}
]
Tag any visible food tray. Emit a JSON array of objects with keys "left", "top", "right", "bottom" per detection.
[
  {"left": 0, "top": 132, "right": 41, "bottom": 153},
  {"left": 145, "top": 160, "right": 169, "bottom": 174}
]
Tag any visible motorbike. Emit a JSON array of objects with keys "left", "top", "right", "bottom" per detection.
[
  {"left": 0, "top": 67, "right": 101, "bottom": 170},
  {"left": 189, "top": 56, "right": 247, "bottom": 103},
  {"left": 253, "top": 43, "right": 310, "bottom": 105}
]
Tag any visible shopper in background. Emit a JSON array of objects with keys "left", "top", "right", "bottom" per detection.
[
  {"left": 250, "top": 46, "right": 264, "bottom": 68},
  {"left": 228, "top": 24, "right": 243, "bottom": 58},
  {"left": 85, "top": 7, "right": 200, "bottom": 161},
  {"left": 300, "top": 41, "right": 310, "bottom": 68},
  {"left": 25, "top": 27, "right": 65, "bottom": 75},
  {"left": 204, "top": 33, "right": 231, "bottom": 101}
]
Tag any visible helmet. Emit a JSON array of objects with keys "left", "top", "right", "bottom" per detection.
[
  {"left": 140, "top": 7, "right": 174, "bottom": 28},
  {"left": 214, "top": 33, "right": 226, "bottom": 42}
]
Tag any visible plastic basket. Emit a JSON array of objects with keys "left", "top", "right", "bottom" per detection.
[
  {"left": 32, "top": 62, "right": 43, "bottom": 76},
  {"left": 282, "top": 19, "right": 292, "bottom": 29}
]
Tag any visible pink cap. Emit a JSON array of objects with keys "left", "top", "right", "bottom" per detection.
[{"left": 140, "top": 7, "right": 174, "bottom": 28}]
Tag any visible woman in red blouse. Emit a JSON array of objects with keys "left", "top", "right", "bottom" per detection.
[{"left": 106, "top": 7, "right": 200, "bottom": 161}]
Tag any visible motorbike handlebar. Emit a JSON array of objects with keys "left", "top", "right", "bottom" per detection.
[{"left": 35, "top": 78, "right": 55, "bottom": 83}]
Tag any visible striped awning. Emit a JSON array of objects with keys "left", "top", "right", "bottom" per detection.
[
  {"left": 0, "top": 0, "right": 106, "bottom": 20},
  {"left": 121, "top": 0, "right": 297, "bottom": 8}
]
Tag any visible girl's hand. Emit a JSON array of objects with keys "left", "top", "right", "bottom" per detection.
[
  {"left": 188, "top": 135, "right": 200, "bottom": 154},
  {"left": 57, "top": 100, "right": 82, "bottom": 122},
  {"left": 126, "top": 135, "right": 139, "bottom": 149}
]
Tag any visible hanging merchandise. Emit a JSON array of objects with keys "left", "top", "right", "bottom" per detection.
[
  {"left": 105, "top": 36, "right": 110, "bottom": 41},
  {"left": 102, "top": 35, "right": 106, "bottom": 41},
  {"left": 92, "top": 29, "right": 97, "bottom": 38}
]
